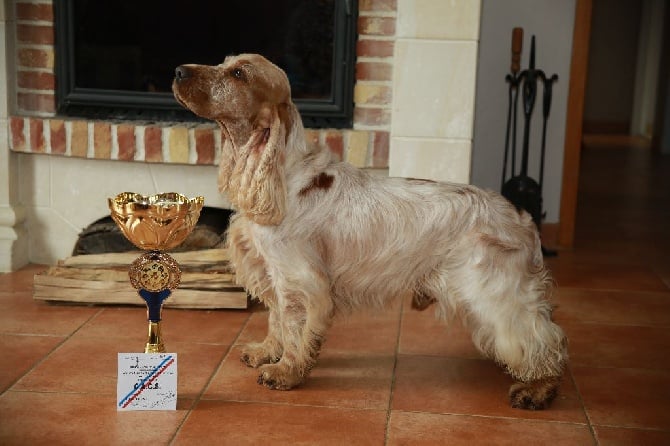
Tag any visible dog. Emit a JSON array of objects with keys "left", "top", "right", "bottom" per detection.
[{"left": 173, "top": 54, "right": 567, "bottom": 410}]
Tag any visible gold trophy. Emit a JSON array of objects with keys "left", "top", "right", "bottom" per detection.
[{"left": 108, "top": 192, "right": 204, "bottom": 353}]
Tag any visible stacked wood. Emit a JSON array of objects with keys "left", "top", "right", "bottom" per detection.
[{"left": 33, "top": 248, "right": 248, "bottom": 309}]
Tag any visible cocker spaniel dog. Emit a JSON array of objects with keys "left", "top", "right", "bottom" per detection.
[{"left": 173, "top": 54, "right": 567, "bottom": 410}]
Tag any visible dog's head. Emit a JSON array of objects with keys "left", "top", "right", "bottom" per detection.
[
  {"left": 173, "top": 54, "right": 293, "bottom": 226},
  {"left": 172, "top": 54, "right": 291, "bottom": 125}
]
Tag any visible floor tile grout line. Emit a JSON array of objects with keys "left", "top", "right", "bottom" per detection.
[
  {"left": 567, "top": 364, "right": 600, "bottom": 445},
  {"left": 389, "top": 408, "right": 594, "bottom": 427},
  {"left": 0, "top": 332, "right": 70, "bottom": 338},
  {"left": 1, "top": 306, "right": 106, "bottom": 398},
  {"left": 196, "top": 397, "right": 390, "bottom": 412},
  {"left": 168, "top": 308, "right": 255, "bottom": 445},
  {"left": 569, "top": 364, "right": 670, "bottom": 372},
  {"left": 558, "top": 321, "right": 670, "bottom": 328},
  {"left": 383, "top": 297, "right": 406, "bottom": 445},
  {"left": 588, "top": 423, "right": 670, "bottom": 433},
  {"left": 6, "top": 388, "right": 118, "bottom": 396}
]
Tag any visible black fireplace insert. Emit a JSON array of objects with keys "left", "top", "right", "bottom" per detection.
[{"left": 54, "top": 0, "right": 357, "bottom": 127}]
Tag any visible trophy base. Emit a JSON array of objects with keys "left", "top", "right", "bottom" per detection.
[{"left": 145, "top": 343, "right": 166, "bottom": 354}]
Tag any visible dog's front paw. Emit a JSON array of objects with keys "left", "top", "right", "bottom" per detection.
[
  {"left": 509, "top": 377, "right": 560, "bottom": 410},
  {"left": 240, "top": 343, "right": 281, "bottom": 368},
  {"left": 257, "top": 363, "right": 304, "bottom": 390}
]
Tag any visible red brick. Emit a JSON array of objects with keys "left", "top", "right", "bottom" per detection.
[
  {"left": 144, "top": 127, "right": 163, "bottom": 162},
  {"left": 357, "top": 39, "right": 394, "bottom": 58},
  {"left": 372, "top": 131, "right": 390, "bottom": 168},
  {"left": 29, "top": 118, "right": 45, "bottom": 153},
  {"left": 359, "top": 0, "right": 397, "bottom": 12},
  {"left": 116, "top": 124, "right": 136, "bottom": 161},
  {"left": 49, "top": 119, "right": 66, "bottom": 154},
  {"left": 354, "top": 107, "right": 391, "bottom": 127},
  {"left": 93, "top": 122, "right": 111, "bottom": 159},
  {"left": 324, "top": 131, "right": 344, "bottom": 161},
  {"left": 358, "top": 17, "right": 395, "bottom": 36},
  {"left": 18, "top": 48, "right": 53, "bottom": 69},
  {"left": 17, "top": 71, "right": 55, "bottom": 90},
  {"left": 17, "top": 92, "right": 56, "bottom": 113},
  {"left": 10, "top": 117, "right": 26, "bottom": 151},
  {"left": 16, "top": 24, "right": 54, "bottom": 45},
  {"left": 195, "top": 128, "right": 215, "bottom": 164},
  {"left": 356, "top": 62, "right": 392, "bottom": 81},
  {"left": 70, "top": 121, "right": 88, "bottom": 157},
  {"left": 16, "top": 2, "right": 53, "bottom": 21}
]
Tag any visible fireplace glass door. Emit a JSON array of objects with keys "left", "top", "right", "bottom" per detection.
[{"left": 55, "top": 0, "right": 357, "bottom": 127}]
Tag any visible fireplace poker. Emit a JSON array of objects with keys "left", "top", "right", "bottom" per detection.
[{"left": 501, "top": 28, "right": 524, "bottom": 191}]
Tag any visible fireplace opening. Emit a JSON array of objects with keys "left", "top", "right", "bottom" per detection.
[{"left": 54, "top": 0, "right": 358, "bottom": 127}]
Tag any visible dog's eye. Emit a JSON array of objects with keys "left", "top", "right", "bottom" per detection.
[{"left": 231, "top": 68, "right": 244, "bottom": 79}]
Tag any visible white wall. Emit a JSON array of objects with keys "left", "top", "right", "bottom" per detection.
[{"left": 471, "top": 0, "right": 576, "bottom": 223}]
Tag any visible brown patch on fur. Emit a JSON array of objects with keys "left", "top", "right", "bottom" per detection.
[
  {"left": 299, "top": 172, "right": 334, "bottom": 196},
  {"left": 261, "top": 127, "right": 270, "bottom": 145},
  {"left": 509, "top": 376, "right": 561, "bottom": 410},
  {"left": 411, "top": 291, "right": 437, "bottom": 311},
  {"left": 404, "top": 178, "right": 437, "bottom": 184}
]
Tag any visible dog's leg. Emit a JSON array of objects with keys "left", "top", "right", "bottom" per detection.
[
  {"left": 502, "top": 308, "right": 567, "bottom": 410},
  {"left": 256, "top": 267, "right": 333, "bottom": 390},
  {"left": 228, "top": 218, "right": 286, "bottom": 368},
  {"left": 240, "top": 297, "right": 284, "bottom": 368},
  {"left": 448, "top": 233, "right": 567, "bottom": 410},
  {"left": 468, "top": 290, "right": 567, "bottom": 410}
]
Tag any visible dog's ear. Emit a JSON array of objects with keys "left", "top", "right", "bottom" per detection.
[
  {"left": 226, "top": 104, "right": 287, "bottom": 225},
  {"left": 217, "top": 133, "right": 235, "bottom": 196}
]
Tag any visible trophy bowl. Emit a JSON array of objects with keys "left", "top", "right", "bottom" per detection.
[
  {"left": 108, "top": 192, "right": 204, "bottom": 353},
  {"left": 108, "top": 192, "right": 204, "bottom": 251}
]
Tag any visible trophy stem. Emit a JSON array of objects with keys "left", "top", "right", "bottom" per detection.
[
  {"left": 145, "top": 321, "right": 165, "bottom": 353},
  {"left": 133, "top": 253, "right": 178, "bottom": 354}
]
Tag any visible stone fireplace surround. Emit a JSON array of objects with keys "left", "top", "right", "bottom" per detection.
[{"left": 1, "top": 0, "right": 481, "bottom": 270}]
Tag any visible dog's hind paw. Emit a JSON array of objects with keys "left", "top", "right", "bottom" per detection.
[
  {"left": 509, "top": 376, "right": 561, "bottom": 410},
  {"left": 257, "top": 363, "right": 303, "bottom": 390}
]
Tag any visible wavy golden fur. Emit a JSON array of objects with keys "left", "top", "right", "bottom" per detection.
[{"left": 173, "top": 54, "right": 567, "bottom": 410}]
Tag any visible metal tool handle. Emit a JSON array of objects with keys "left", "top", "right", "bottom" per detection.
[{"left": 511, "top": 27, "right": 523, "bottom": 74}]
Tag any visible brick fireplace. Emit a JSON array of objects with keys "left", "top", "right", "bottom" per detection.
[
  {"left": 9, "top": 0, "right": 392, "bottom": 166},
  {"left": 1, "top": 0, "right": 481, "bottom": 270}
]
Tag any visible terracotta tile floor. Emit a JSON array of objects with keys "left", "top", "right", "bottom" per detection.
[{"left": 2, "top": 138, "right": 669, "bottom": 445}]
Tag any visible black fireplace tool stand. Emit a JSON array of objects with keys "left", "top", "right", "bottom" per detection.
[{"left": 500, "top": 28, "right": 558, "bottom": 257}]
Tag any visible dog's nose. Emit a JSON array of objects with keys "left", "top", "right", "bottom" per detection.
[{"left": 174, "top": 65, "right": 191, "bottom": 82}]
